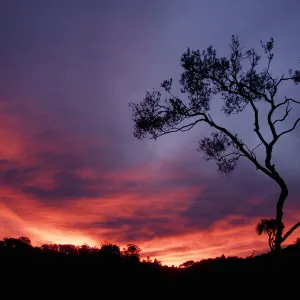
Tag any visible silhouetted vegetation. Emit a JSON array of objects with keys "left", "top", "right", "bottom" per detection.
[
  {"left": 256, "top": 218, "right": 285, "bottom": 251},
  {"left": 130, "top": 35, "right": 300, "bottom": 251},
  {"left": 2, "top": 235, "right": 300, "bottom": 288}
]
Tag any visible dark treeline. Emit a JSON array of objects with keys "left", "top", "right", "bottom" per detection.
[
  {"left": 0, "top": 236, "right": 161, "bottom": 265},
  {"left": 2, "top": 236, "right": 300, "bottom": 296},
  {"left": 1, "top": 236, "right": 300, "bottom": 280}
]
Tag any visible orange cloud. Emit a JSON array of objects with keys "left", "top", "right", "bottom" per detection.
[{"left": 0, "top": 101, "right": 299, "bottom": 267}]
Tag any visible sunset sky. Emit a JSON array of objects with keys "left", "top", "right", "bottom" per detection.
[{"left": 0, "top": 0, "right": 300, "bottom": 266}]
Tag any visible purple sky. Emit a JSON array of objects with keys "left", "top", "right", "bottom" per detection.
[{"left": 0, "top": 0, "right": 299, "bottom": 265}]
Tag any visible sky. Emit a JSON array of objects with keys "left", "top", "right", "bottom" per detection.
[{"left": 0, "top": 0, "right": 300, "bottom": 266}]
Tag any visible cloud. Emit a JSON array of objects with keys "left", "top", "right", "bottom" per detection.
[
  {"left": 0, "top": 101, "right": 299, "bottom": 266},
  {"left": 0, "top": 0, "right": 300, "bottom": 267}
]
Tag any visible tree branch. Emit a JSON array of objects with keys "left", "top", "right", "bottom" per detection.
[
  {"left": 275, "top": 75, "right": 296, "bottom": 90},
  {"left": 282, "top": 222, "right": 300, "bottom": 244},
  {"left": 267, "top": 97, "right": 300, "bottom": 143},
  {"left": 203, "top": 117, "right": 273, "bottom": 177},
  {"left": 149, "top": 117, "right": 207, "bottom": 139},
  {"left": 247, "top": 99, "right": 269, "bottom": 147},
  {"left": 239, "top": 81, "right": 272, "bottom": 104},
  {"left": 220, "top": 152, "right": 245, "bottom": 159},
  {"left": 252, "top": 143, "right": 262, "bottom": 152},
  {"left": 251, "top": 143, "right": 262, "bottom": 159},
  {"left": 206, "top": 74, "right": 270, "bottom": 148},
  {"left": 275, "top": 97, "right": 300, "bottom": 110},
  {"left": 277, "top": 117, "right": 300, "bottom": 139},
  {"left": 273, "top": 100, "right": 292, "bottom": 125},
  {"left": 265, "top": 97, "right": 299, "bottom": 176}
]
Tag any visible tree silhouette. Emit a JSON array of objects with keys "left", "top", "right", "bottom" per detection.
[
  {"left": 130, "top": 35, "right": 300, "bottom": 251},
  {"left": 99, "top": 242, "right": 121, "bottom": 261},
  {"left": 179, "top": 260, "right": 195, "bottom": 268},
  {"left": 122, "top": 244, "right": 141, "bottom": 262},
  {"left": 59, "top": 244, "right": 78, "bottom": 256},
  {"left": 41, "top": 243, "right": 59, "bottom": 252},
  {"left": 153, "top": 258, "right": 162, "bottom": 266},
  {"left": 77, "top": 244, "right": 92, "bottom": 256},
  {"left": 18, "top": 236, "right": 32, "bottom": 246},
  {"left": 256, "top": 218, "right": 284, "bottom": 251}
]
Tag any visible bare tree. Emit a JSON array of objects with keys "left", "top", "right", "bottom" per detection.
[{"left": 129, "top": 36, "right": 300, "bottom": 251}]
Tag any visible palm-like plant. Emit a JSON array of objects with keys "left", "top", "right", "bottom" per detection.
[{"left": 256, "top": 218, "right": 285, "bottom": 251}]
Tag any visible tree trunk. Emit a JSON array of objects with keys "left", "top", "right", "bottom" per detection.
[{"left": 274, "top": 184, "right": 289, "bottom": 251}]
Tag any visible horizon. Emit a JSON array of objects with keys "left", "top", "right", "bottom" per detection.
[
  {"left": 0, "top": 234, "right": 273, "bottom": 266},
  {"left": 0, "top": 0, "right": 300, "bottom": 267}
]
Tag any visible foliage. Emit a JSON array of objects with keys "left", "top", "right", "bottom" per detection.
[
  {"left": 256, "top": 218, "right": 284, "bottom": 251},
  {"left": 1, "top": 235, "right": 300, "bottom": 283},
  {"left": 179, "top": 260, "right": 195, "bottom": 268}
]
